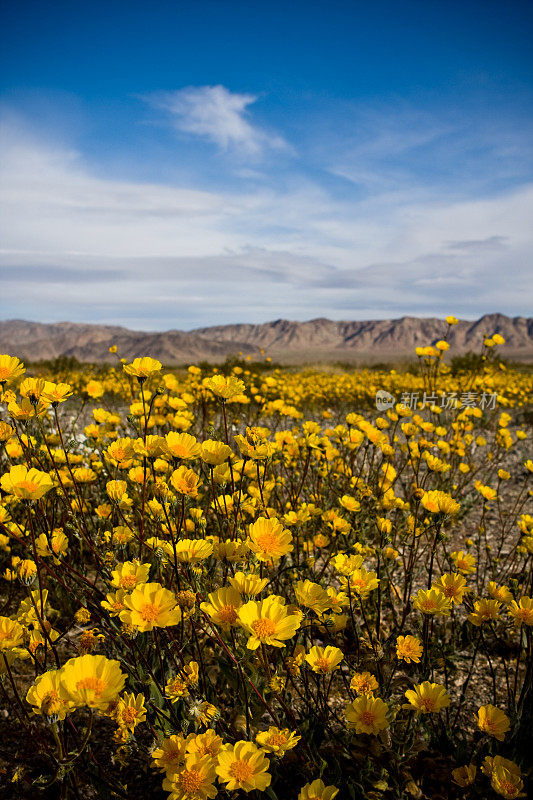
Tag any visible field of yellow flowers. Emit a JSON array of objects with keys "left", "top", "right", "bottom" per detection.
[{"left": 0, "top": 321, "right": 532, "bottom": 800}]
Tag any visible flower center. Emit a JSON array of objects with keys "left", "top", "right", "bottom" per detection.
[
  {"left": 197, "top": 743, "right": 215, "bottom": 756},
  {"left": 76, "top": 676, "right": 106, "bottom": 696},
  {"left": 498, "top": 779, "right": 516, "bottom": 794},
  {"left": 168, "top": 677, "right": 188, "bottom": 696},
  {"left": 420, "top": 698, "right": 435, "bottom": 711},
  {"left": 268, "top": 733, "right": 288, "bottom": 748},
  {"left": 256, "top": 532, "right": 278, "bottom": 553},
  {"left": 140, "top": 603, "right": 160, "bottom": 622},
  {"left": 252, "top": 618, "right": 276, "bottom": 639},
  {"left": 316, "top": 657, "right": 331, "bottom": 672},
  {"left": 360, "top": 710, "right": 376, "bottom": 726},
  {"left": 18, "top": 480, "right": 39, "bottom": 493},
  {"left": 163, "top": 743, "right": 184, "bottom": 767},
  {"left": 178, "top": 768, "right": 203, "bottom": 793},
  {"left": 218, "top": 605, "right": 237, "bottom": 624},
  {"left": 120, "top": 575, "right": 138, "bottom": 589},
  {"left": 229, "top": 759, "right": 254, "bottom": 782},
  {"left": 121, "top": 706, "right": 137, "bottom": 725},
  {"left": 42, "top": 690, "right": 61, "bottom": 716}
]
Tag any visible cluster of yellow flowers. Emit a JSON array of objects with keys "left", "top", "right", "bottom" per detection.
[{"left": 0, "top": 327, "right": 531, "bottom": 799}]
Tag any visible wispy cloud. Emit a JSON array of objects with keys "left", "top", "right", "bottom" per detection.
[
  {"left": 145, "top": 85, "right": 288, "bottom": 156},
  {"left": 322, "top": 100, "right": 533, "bottom": 198},
  {"left": 445, "top": 236, "right": 508, "bottom": 252}
]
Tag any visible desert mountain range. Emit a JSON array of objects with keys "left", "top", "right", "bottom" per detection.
[{"left": 0, "top": 314, "right": 531, "bottom": 365}]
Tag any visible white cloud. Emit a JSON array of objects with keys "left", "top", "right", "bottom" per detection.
[
  {"left": 145, "top": 85, "right": 288, "bottom": 156},
  {"left": 0, "top": 114, "right": 531, "bottom": 328}
]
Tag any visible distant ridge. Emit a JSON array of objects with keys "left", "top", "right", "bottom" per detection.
[{"left": 0, "top": 314, "right": 531, "bottom": 364}]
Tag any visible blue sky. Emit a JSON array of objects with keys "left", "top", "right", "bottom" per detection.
[{"left": 1, "top": 0, "right": 532, "bottom": 329}]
